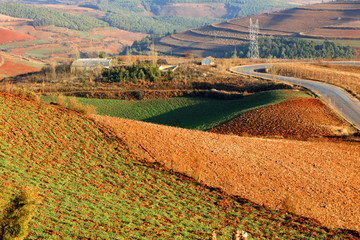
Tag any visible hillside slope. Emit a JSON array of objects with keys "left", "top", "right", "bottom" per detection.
[
  {"left": 93, "top": 112, "right": 360, "bottom": 232},
  {"left": 155, "top": 1, "right": 360, "bottom": 57},
  {"left": 0, "top": 92, "right": 359, "bottom": 239},
  {"left": 2, "top": 91, "right": 359, "bottom": 238}
]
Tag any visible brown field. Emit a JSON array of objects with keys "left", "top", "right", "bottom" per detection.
[
  {"left": 303, "top": 28, "right": 360, "bottom": 39},
  {"left": 0, "top": 13, "right": 27, "bottom": 22},
  {"left": 0, "top": 27, "right": 34, "bottom": 44},
  {"left": 210, "top": 98, "right": 352, "bottom": 140},
  {"left": 283, "top": 0, "right": 322, "bottom": 4},
  {"left": 91, "top": 111, "right": 360, "bottom": 231},
  {"left": 35, "top": 4, "right": 107, "bottom": 19},
  {"left": 89, "top": 27, "right": 147, "bottom": 47},
  {"left": 271, "top": 63, "right": 360, "bottom": 99}
]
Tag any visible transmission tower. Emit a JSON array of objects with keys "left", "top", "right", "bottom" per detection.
[{"left": 249, "top": 18, "right": 260, "bottom": 59}]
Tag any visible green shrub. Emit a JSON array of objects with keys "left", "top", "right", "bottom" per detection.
[{"left": 0, "top": 188, "right": 39, "bottom": 240}]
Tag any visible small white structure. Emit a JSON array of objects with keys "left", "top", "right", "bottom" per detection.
[
  {"left": 71, "top": 58, "right": 112, "bottom": 72},
  {"left": 159, "top": 65, "right": 178, "bottom": 72},
  {"left": 201, "top": 56, "right": 215, "bottom": 66}
]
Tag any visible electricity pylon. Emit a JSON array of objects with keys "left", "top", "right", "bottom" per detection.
[{"left": 249, "top": 18, "right": 260, "bottom": 59}]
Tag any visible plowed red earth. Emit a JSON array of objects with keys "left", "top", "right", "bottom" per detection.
[
  {"left": 92, "top": 109, "right": 360, "bottom": 232},
  {"left": 0, "top": 56, "right": 40, "bottom": 78},
  {"left": 210, "top": 98, "right": 349, "bottom": 140},
  {"left": 0, "top": 28, "right": 34, "bottom": 44}
]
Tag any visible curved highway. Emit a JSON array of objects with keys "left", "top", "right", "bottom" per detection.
[{"left": 230, "top": 61, "right": 360, "bottom": 130}]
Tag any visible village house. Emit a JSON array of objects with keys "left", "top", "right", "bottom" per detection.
[
  {"left": 201, "top": 56, "right": 215, "bottom": 66},
  {"left": 71, "top": 58, "right": 112, "bottom": 72}
]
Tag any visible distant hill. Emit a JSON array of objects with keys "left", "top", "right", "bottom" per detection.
[
  {"left": 0, "top": 0, "right": 294, "bottom": 35},
  {"left": 0, "top": 2, "right": 109, "bottom": 31},
  {"left": 155, "top": 1, "right": 360, "bottom": 57}
]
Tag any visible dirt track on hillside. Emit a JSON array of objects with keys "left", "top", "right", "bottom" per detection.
[{"left": 92, "top": 114, "right": 360, "bottom": 232}]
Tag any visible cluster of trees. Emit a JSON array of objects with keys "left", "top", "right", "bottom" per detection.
[
  {"left": 103, "top": 12, "right": 216, "bottom": 35},
  {"left": 0, "top": 2, "right": 108, "bottom": 31},
  {"left": 89, "top": 0, "right": 291, "bottom": 34},
  {"left": 121, "top": 35, "right": 155, "bottom": 55},
  {"left": 101, "top": 62, "right": 174, "bottom": 83},
  {"left": 225, "top": 37, "right": 353, "bottom": 59}
]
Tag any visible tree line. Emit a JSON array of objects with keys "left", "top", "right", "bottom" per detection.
[
  {"left": 225, "top": 37, "right": 353, "bottom": 59},
  {"left": 103, "top": 11, "right": 215, "bottom": 35}
]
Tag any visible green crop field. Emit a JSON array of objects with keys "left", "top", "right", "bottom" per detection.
[
  {"left": 1, "top": 91, "right": 356, "bottom": 239},
  {"left": 74, "top": 31, "right": 105, "bottom": 41},
  {"left": 25, "top": 46, "right": 69, "bottom": 58},
  {"left": 44, "top": 90, "right": 311, "bottom": 130}
]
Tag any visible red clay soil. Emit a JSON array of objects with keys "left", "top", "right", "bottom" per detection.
[
  {"left": 0, "top": 56, "right": 40, "bottom": 77},
  {"left": 91, "top": 114, "right": 360, "bottom": 232},
  {"left": 0, "top": 28, "right": 34, "bottom": 44},
  {"left": 210, "top": 98, "right": 350, "bottom": 140}
]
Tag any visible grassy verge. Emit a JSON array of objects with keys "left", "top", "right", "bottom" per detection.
[
  {"left": 271, "top": 63, "right": 360, "bottom": 99},
  {"left": 1, "top": 91, "right": 357, "bottom": 239},
  {"left": 43, "top": 90, "right": 311, "bottom": 130}
]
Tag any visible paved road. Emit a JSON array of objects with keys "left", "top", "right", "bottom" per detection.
[{"left": 230, "top": 61, "right": 360, "bottom": 130}]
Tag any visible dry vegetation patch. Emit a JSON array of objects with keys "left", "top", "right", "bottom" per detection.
[
  {"left": 271, "top": 63, "right": 360, "bottom": 99},
  {"left": 92, "top": 114, "right": 360, "bottom": 231}
]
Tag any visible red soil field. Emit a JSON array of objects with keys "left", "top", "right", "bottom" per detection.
[
  {"left": 0, "top": 27, "right": 34, "bottom": 44},
  {"left": 92, "top": 108, "right": 360, "bottom": 232},
  {"left": 0, "top": 55, "right": 41, "bottom": 78},
  {"left": 36, "top": 4, "right": 106, "bottom": 19},
  {"left": 210, "top": 98, "right": 350, "bottom": 140}
]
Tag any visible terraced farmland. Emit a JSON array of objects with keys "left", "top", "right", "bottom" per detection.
[{"left": 155, "top": 2, "right": 360, "bottom": 57}]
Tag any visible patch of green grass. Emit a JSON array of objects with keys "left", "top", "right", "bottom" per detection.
[
  {"left": 43, "top": 90, "right": 311, "bottom": 130},
  {"left": 25, "top": 46, "right": 69, "bottom": 58},
  {"left": 0, "top": 40, "right": 50, "bottom": 50},
  {"left": 74, "top": 31, "right": 105, "bottom": 41}
]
